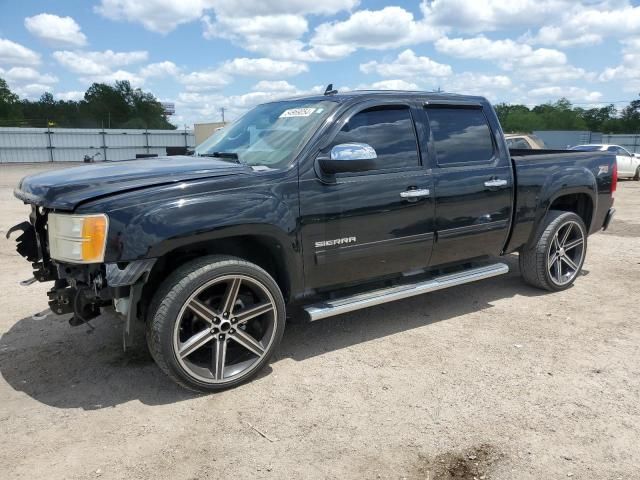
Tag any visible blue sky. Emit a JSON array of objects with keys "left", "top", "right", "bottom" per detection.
[{"left": 1, "top": 0, "right": 639, "bottom": 126}]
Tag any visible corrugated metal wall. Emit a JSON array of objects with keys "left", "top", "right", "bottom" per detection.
[
  {"left": 601, "top": 134, "right": 640, "bottom": 153},
  {"left": 0, "top": 127, "right": 195, "bottom": 163},
  {"left": 532, "top": 130, "right": 603, "bottom": 149}
]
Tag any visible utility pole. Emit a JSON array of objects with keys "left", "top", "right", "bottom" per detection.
[{"left": 220, "top": 107, "right": 226, "bottom": 123}]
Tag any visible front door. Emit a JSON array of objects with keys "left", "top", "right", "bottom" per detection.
[{"left": 299, "top": 103, "right": 435, "bottom": 291}]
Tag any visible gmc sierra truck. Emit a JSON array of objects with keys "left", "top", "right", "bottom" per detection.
[{"left": 8, "top": 90, "right": 617, "bottom": 392}]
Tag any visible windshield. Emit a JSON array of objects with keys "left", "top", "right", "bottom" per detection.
[
  {"left": 570, "top": 145, "right": 603, "bottom": 151},
  {"left": 195, "top": 100, "right": 338, "bottom": 168}
]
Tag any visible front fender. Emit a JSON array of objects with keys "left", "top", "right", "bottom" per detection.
[{"left": 103, "top": 189, "right": 298, "bottom": 262}]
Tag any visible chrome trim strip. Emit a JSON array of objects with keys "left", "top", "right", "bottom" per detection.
[
  {"left": 315, "top": 232, "right": 434, "bottom": 265},
  {"left": 437, "top": 219, "right": 508, "bottom": 240},
  {"left": 304, "top": 262, "right": 509, "bottom": 321}
]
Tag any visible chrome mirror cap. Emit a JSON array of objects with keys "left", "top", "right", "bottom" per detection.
[{"left": 330, "top": 143, "right": 377, "bottom": 161}]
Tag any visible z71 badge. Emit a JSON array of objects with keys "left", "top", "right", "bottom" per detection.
[{"left": 315, "top": 237, "right": 357, "bottom": 248}]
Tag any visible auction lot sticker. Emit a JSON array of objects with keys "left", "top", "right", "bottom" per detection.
[{"left": 279, "top": 108, "right": 316, "bottom": 118}]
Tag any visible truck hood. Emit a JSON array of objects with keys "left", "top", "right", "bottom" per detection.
[{"left": 14, "top": 156, "right": 252, "bottom": 210}]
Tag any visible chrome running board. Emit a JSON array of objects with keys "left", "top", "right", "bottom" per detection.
[{"left": 304, "top": 263, "right": 509, "bottom": 321}]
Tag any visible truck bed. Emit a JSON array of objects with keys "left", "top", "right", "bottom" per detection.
[{"left": 505, "top": 149, "right": 616, "bottom": 253}]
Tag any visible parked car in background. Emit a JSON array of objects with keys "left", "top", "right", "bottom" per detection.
[
  {"left": 570, "top": 144, "right": 640, "bottom": 180},
  {"left": 505, "top": 133, "right": 546, "bottom": 150}
]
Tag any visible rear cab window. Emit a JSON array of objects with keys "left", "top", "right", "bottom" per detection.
[
  {"left": 425, "top": 107, "right": 495, "bottom": 166},
  {"left": 331, "top": 105, "right": 420, "bottom": 171}
]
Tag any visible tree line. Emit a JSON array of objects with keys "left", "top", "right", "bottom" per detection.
[
  {"left": 495, "top": 97, "right": 640, "bottom": 133},
  {"left": 0, "top": 78, "right": 175, "bottom": 129}
]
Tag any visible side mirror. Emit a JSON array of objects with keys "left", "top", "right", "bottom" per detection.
[{"left": 318, "top": 143, "right": 377, "bottom": 174}]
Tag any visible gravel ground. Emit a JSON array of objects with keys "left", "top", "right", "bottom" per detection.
[{"left": 0, "top": 163, "right": 638, "bottom": 480}]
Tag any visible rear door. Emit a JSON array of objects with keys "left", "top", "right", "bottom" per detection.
[
  {"left": 421, "top": 103, "right": 513, "bottom": 266},
  {"left": 299, "top": 101, "right": 435, "bottom": 290}
]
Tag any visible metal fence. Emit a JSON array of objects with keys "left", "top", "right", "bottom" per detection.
[
  {"left": 0, "top": 127, "right": 195, "bottom": 163},
  {"left": 601, "top": 134, "right": 640, "bottom": 154},
  {"left": 532, "top": 130, "right": 603, "bottom": 149}
]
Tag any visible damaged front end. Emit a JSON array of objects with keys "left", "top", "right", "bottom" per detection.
[{"left": 7, "top": 205, "right": 155, "bottom": 348}]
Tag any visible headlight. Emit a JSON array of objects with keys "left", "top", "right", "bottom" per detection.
[{"left": 48, "top": 213, "right": 109, "bottom": 263}]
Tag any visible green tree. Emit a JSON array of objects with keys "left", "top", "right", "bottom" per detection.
[{"left": 0, "top": 78, "right": 23, "bottom": 124}]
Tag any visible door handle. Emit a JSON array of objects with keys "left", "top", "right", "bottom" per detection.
[
  {"left": 400, "top": 188, "right": 430, "bottom": 199},
  {"left": 484, "top": 179, "right": 507, "bottom": 188}
]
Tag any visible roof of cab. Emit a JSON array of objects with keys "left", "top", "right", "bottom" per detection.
[{"left": 277, "top": 90, "right": 488, "bottom": 104}]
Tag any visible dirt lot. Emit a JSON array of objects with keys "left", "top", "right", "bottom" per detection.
[{"left": 0, "top": 163, "right": 638, "bottom": 480}]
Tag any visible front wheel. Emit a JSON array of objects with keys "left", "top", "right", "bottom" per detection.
[
  {"left": 634, "top": 166, "right": 640, "bottom": 181},
  {"left": 146, "top": 255, "right": 286, "bottom": 392},
  {"left": 519, "top": 211, "right": 587, "bottom": 292}
]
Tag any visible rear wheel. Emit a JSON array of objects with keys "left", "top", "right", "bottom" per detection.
[
  {"left": 519, "top": 211, "right": 587, "bottom": 292},
  {"left": 146, "top": 255, "right": 285, "bottom": 392},
  {"left": 634, "top": 166, "right": 639, "bottom": 181}
]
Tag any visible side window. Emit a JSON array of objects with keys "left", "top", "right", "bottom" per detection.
[
  {"left": 509, "top": 138, "right": 531, "bottom": 149},
  {"left": 332, "top": 105, "right": 419, "bottom": 170},
  {"left": 426, "top": 107, "right": 495, "bottom": 165},
  {"left": 618, "top": 147, "right": 631, "bottom": 157},
  {"left": 607, "top": 146, "right": 618, "bottom": 153}
]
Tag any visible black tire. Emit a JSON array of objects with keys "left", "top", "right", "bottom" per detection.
[
  {"left": 634, "top": 166, "right": 640, "bottom": 181},
  {"left": 146, "top": 255, "right": 286, "bottom": 392},
  {"left": 519, "top": 211, "right": 587, "bottom": 292}
]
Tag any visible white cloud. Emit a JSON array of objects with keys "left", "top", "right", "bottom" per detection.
[
  {"left": 598, "top": 37, "right": 640, "bottom": 92},
  {"left": 13, "top": 83, "right": 54, "bottom": 98},
  {"left": 140, "top": 61, "right": 180, "bottom": 78},
  {"left": 24, "top": 13, "right": 87, "bottom": 47},
  {"left": 251, "top": 80, "right": 298, "bottom": 92},
  {"left": 208, "top": 0, "right": 359, "bottom": 17},
  {"left": 179, "top": 70, "right": 231, "bottom": 92},
  {"left": 423, "top": 0, "right": 572, "bottom": 33},
  {"left": 311, "top": 6, "right": 442, "bottom": 54},
  {"left": 53, "top": 50, "right": 148, "bottom": 75},
  {"left": 95, "top": 0, "right": 213, "bottom": 33},
  {"left": 435, "top": 36, "right": 556, "bottom": 65},
  {"left": 56, "top": 91, "right": 85, "bottom": 101},
  {"left": 203, "top": 14, "right": 308, "bottom": 42},
  {"left": 221, "top": 57, "right": 308, "bottom": 77},
  {"left": 434, "top": 35, "right": 588, "bottom": 83},
  {"left": 524, "top": 3, "right": 640, "bottom": 47},
  {"left": 443, "top": 72, "right": 513, "bottom": 101},
  {"left": 95, "top": 0, "right": 358, "bottom": 33},
  {"left": 528, "top": 86, "right": 603, "bottom": 102},
  {"left": 2, "top": 67, "right": 57, "bottom": 85},
  {"left": 174, "top": 83, "right": 326, "bottom": 125},
  {"left": 357, "top": 79, "right": 420, "bottom": 90},
  {"left": 0, "top": 38, "right": 41, "bottom": 66},
  {"left": 81, "top": 70, "right": 144, "bottom": 87},
  {"left": 360, "top": 49, "right": 452, "bottom": 78}
]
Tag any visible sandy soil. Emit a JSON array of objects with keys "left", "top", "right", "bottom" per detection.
[{"left": 0, "top": 163, "right": 638, "bottom": 480}]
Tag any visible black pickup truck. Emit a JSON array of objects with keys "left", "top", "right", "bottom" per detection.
[{"left": 9, "top": 90, "right": 616, "bottom": 392}]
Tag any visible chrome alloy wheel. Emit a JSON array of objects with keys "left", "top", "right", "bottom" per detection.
[
  {"left": 547, "top": 220, "right": 585, "bottom": 286},
  {"left": 173, "top": 275, "right": 277, "bottom": 384}
]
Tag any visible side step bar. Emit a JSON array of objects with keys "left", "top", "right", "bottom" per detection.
[{"left": 304, "top": 262, "right": 509, "bottom": 321}]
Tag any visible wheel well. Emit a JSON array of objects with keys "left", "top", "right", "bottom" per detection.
[
  {"left": 549, "top": 193, "right": 593, "bottom": 230},
  {"left": 140, "top": 235, "right": 290, "bottom": 320}
]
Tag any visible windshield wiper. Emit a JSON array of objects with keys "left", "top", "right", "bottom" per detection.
[{"left": 199, "top": 151, "right": 240, "bottom": 163}]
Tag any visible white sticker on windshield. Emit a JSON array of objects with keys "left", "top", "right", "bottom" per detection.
[{"left": 279, "top": 108, "right": 316, "bottom": 118}]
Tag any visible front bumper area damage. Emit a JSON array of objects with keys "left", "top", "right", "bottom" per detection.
[{"left": 7, "top": 207, "right": 156, "bottom": 349}]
